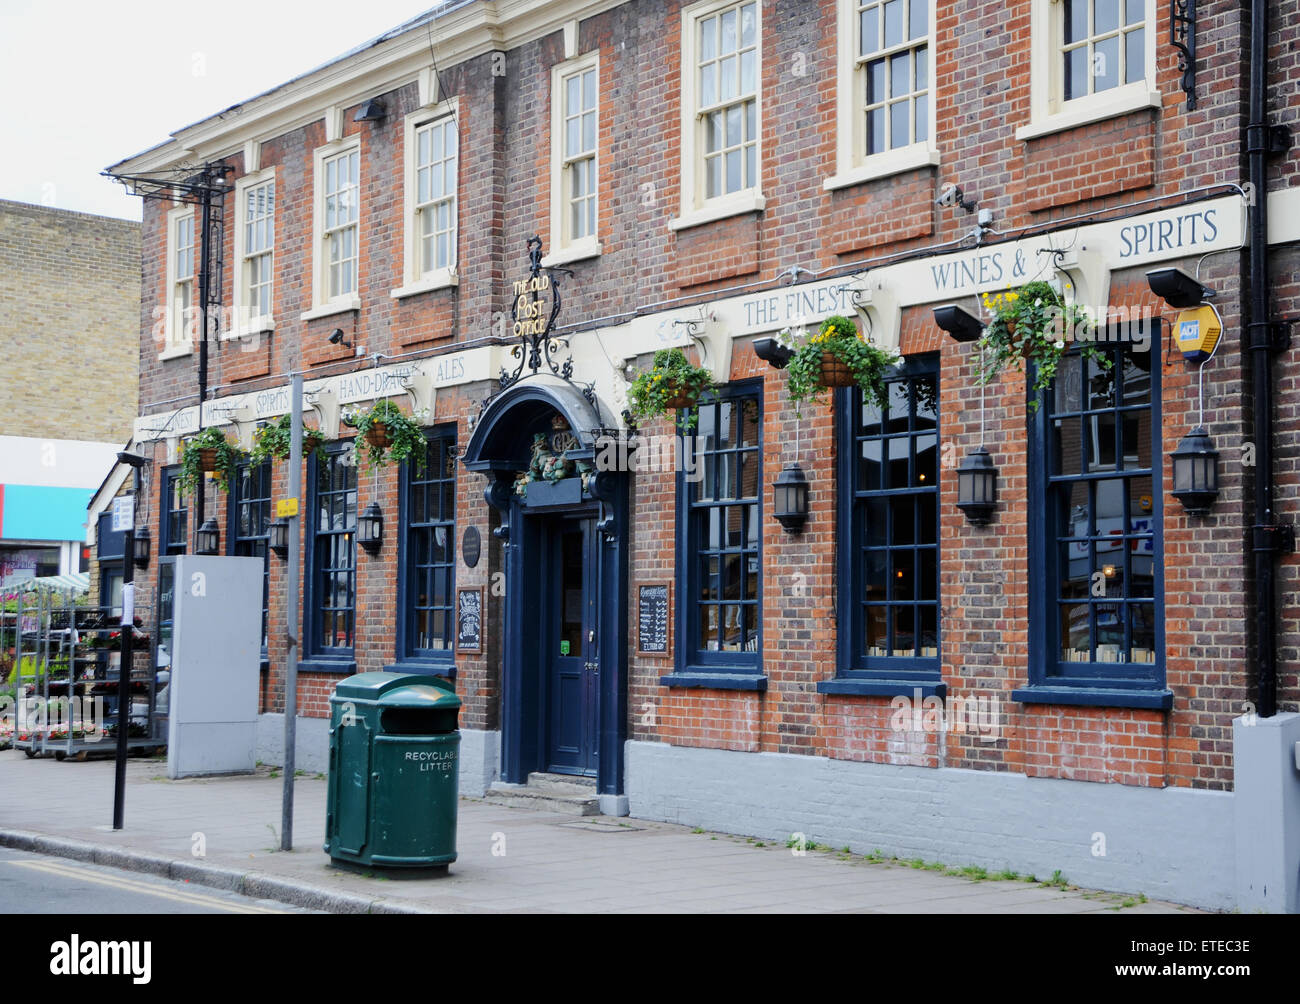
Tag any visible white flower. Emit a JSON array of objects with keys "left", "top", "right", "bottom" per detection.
[{"left": 1054, "top": 340, "right": 1065, "bottom": 350}]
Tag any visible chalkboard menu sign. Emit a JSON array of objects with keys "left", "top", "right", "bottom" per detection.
[
  {"left": 457, "top": 588, "right": 483, "bottom": 653},
  {"left": 638, "top": 583, "right": 671, "bottom": 656}
]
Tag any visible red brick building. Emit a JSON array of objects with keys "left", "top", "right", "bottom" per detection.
[{"left": 109, "top": 0, "right": 1300, "bottom": 911}]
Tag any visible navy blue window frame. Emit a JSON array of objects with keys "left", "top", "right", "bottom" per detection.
[
  {"left": 1018, "top": 321, "right": 1171, "bottom": 710},
  {"left": 389, "top": 426, "right": 457, "bottom": 677},
  {"left": 229, "top": 459, "right": 272, "bottom": 658},
  {"left": 663, "top": 380, "right": 765, "bottom": 691},
  {"left": 822, "top": 355, "right": 944, "bottom": 699},
  {"left": 301, "top": 442, "right": 357, "bottom": 674},
  {"left": 160, "top": 467, "right": 187, "bottom": 556}
]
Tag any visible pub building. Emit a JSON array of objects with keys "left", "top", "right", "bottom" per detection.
[{"left": 107, "top": 0, "right": 1300, "bottom": 912}]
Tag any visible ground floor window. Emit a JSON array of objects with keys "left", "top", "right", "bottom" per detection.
[
  {"left": 307, "top": 444, "right": 357, "bottom": 660},
  {"left": 231, "top": 460, "right": 272, "bottom": 651},
  {"left": 399, "top": 429, "right": 457, "bottom": 668}
]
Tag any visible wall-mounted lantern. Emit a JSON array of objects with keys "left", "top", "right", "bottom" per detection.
[
  {"left": 956, "top": 447, "right": 999, "bottom": 526},
  {"left": 1171, "top": 427, "right": 1220, "bottom": 516},
  {"left": 358, "top": 502, "right": 384, "bottom": 553},
  {"left": 269, "top": 519, "right": 290, "bottom": 557},
  {"left": 772, "top": 463, "right": 809, "bottom": 534},
  {"left": 132, "top": 526, "right": 151, "bottom": 569},
  {"left": 196, "top": 518, "right": 221, "bottom": 555}
]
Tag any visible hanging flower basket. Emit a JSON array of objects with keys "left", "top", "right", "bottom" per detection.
[
  {"left": 198, "top": 448, "right": 220, "bottom": 471},
  {"left": 343, "top": 399, "right": 431, "bottom": 472},
  {"left": 979, "top": 282, "right": 1108, "bottom": 409},
  {"left": 820, "top": 351, "right": 856, "bottom": 388},
  {"left": 627, "top": 348, "right": 715, "bottom": 431},
  {"left": 179, "top": 426, "right": 244, "bottom": 495},
  {"left": 364, "top": 423, "right": 393, "bottom": 451},
  {"left": 784, "top": 315, "right": 900, "bottom": 416}
]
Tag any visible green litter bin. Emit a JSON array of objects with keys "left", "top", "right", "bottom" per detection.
[{"left": 324, "top": 672, "right": 461, "bottom": 869}]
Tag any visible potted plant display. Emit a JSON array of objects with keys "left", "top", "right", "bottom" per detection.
[{"left": 248, "top": 414, "right": 325, "bottom": 466}]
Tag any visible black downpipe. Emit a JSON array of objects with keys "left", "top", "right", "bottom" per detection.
[
  {"left": 195, "top": 180, "right": 213, "bottom": 542},
  {"left": 1247, "top": 0, "right": 1279, "bottom": 718}
]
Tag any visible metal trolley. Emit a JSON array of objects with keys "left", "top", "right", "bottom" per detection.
[{"left": 3, "top": 587, "right": 164, "bottom": 761}]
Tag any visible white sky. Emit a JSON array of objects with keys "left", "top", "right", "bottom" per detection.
[{"left": 0, "top": 1, "right": 436, "bottom": 221}]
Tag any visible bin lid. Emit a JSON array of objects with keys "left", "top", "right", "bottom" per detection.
[{"left": 333, "top": 672, "right": 460, "bottom": 709}]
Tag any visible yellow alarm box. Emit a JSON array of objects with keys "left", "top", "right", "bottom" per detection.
[{"left": 1176, "top": 304, "right": 1223, "bottom": 363}]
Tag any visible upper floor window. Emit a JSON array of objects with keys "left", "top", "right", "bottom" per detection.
[
  {"left": 673, "top": 0, "right": 764, "bottom": 229},
  {"left": 307, "top": 140, "right": 361, "bottom": 314},
  {"left": 1062, "top": 0, "right": 1146, "bottom": 100},
  {"left": 548, "top": 53, "right": 600, "bottom": 263},
  {"left": 1020, "top": 0, "right": 1157, "bottom": 140},
  {"left": 830, "top": 0, "right": 937, "bottom": 188},
  {"left": 395, "top": 103, "right": 461, "bottom": 297},
  {"left": 832, "top": 360, "right": 940, "bottom": 686},
  {"left": 678, "top": 388, "right": 762, "bottom": 672},
  {"left": 234, "top": 175, "right": 275, "bottom": 332},
  {"left": 415, "top": 118, "right": 457, "bottom": 275},
  {"left": 1022, "top": 329, "right": 1167, "bottom": 707},
  {"left": 163, "top": 207, "right": 195, "bottom": 357}
]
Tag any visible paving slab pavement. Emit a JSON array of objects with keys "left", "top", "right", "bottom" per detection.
[{"left": 0, "top": 750, "right": 1203, "bottom": 914}]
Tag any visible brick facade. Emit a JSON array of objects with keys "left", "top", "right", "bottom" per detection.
[{"left": 113, "top": 0, "right": 1298, "bottom": 815}]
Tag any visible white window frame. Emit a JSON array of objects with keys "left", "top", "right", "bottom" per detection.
[
  {"left": 827, "top": 0, "right": 940, "bottom": 191},
  {"left": 670, "top": 0, "right": 765, "bottom": 232},
  {"left": 161, "top": 205, "right": 195, "bottom": 360},
  {"left": 302, "top": 137, "right": 362, "bottom": 321},
  {"left": 393, "top": 99, "right": 462, "bottom": 300},
  {"left": 230, "top": 168, "right": 276, "bottom": 337},
  {"left": 545, "top": 51, "right": 602, "bottom": 267},
  {"left": 1018, "top": 0, "right": 1160, "bottom": 141}
]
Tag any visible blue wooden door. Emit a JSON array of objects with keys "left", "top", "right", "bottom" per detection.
[{"left": 546, "top": 518, "right": 598, "bottom": 775}]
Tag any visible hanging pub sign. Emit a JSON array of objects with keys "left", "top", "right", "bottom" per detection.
[
  {"left": 1177, "top": 304, "right": 1223, "bottom": 363},
  {"left": 500, "top": 236, "right": 573, "bottom": 390}
]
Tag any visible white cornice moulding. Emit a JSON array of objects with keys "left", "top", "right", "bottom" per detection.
[
  {"left": 109, "top": 0, "right": 626, "bottom": 177},
  {"left": 848, "top": 277, "right": 902, "bottom": 353},
  {"left": 401, "top": 366, "right": 438, "bottom": 419},
  {"left": 305, "top": 387, "right": 342, "bottom": 441}
]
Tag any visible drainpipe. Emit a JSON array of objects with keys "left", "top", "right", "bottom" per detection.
[{"left": 1246, "top": 0, "right": 1292, "bottom": 718}]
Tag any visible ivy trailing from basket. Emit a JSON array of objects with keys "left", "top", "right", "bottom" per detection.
[
  {"left": 178, "top": 426, "right": 243, "bottom": 496},
  {"left": 978, "top": 280, "right": 1109, "bottom": 409},
  {"left": 784, "top": 314, "right": 900, "bottom": 416},
  {"left": 627, "top": 348, "right": 715, "bottom": 431},
  {"left": 248, "top": 414, "right": 325, "bottom": 467},
  {"left": 343, "top": 399, "right": 430, "bottom": 473}
]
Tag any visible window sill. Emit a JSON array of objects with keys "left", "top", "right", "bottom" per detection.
[
  {"left": 818, "top": 678, "right": 947, "bottom": 699},
  {"left": 659, "top": 671, "right": 767, "bottom": 692},
  {"left": 1015, "top": 86, "right": 1163, "bottom": 142},
  {"left": 222, "top": 317, "right": 276, "bottom": 340},
  {"left": 823, "top": 146, "right": 941, "bottom": 191},
  {"left": 1011, "top": 685, "right": 1173, "bottom": 711},
  {"left": 299, "top": 297, "right": 361, "bottom": 323},
  {"left": 668, "top": 190, "right": 766, "bottom": 232},
  {"left": 390, "top": 270, "right": 459, "bottom": 300},
  {"left": 157, "top": 344, "right": 193, "bottom": 361},
  {"left": 297, "top": 658, "right": 357, "bottom": 676},
  {"left": 542, "top": 238, "right": 603, "bottom": 268},
  {"left": 382, "top": 660, "right": 454, "bottom": 679}
]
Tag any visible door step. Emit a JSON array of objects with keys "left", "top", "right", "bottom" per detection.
[{"left": 484, "top": 772, "right": 600, "bottom": 816}]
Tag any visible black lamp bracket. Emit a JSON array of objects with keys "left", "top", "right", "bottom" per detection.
[{"left": 1170, "top": 1, "right": 1198, "bottom": 111}]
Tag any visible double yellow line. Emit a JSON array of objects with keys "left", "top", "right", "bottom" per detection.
[{"left": 8, "top": 858, "right": 288, "bottom": 914}]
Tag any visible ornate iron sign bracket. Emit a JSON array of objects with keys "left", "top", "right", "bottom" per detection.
[{"left": 1171, "top": 1, "right": 1197, "bottom": 111}]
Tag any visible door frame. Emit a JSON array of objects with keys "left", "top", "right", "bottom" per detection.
[
  {"left": 497, "top": 482, "right": 628, "bottom": 800},
  {"left": 542, "top": 513, "right": 600, "bottom": 776}
]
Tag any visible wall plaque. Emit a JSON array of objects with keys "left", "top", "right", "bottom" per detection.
[
  {"left": 456, "top": 588, "right": 483, "bottom": 653},
  {"left": 462, "top": 526, "right": 482, "bottom": 569}
]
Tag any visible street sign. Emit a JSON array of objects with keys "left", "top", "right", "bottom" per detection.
[{"left": 111, "top": 497, "right": 134, "bottom": 532}]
